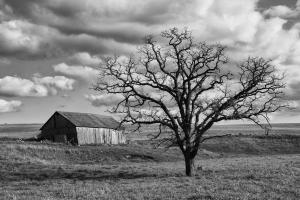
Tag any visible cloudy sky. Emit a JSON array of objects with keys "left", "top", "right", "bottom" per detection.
[{"left": 0, "top": 0, "right": 300, "bottom": 124}]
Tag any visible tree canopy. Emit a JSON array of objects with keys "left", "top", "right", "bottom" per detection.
[{"left": 94, "top": 28, "right": 286, "bottom": 176}]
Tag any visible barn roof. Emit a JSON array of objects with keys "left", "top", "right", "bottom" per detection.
[
  {"left": 41, "top": 111, "right": 121, "bottom": 130},
  {"left": 58, "top": 111, "right": 121, "bottom": 129}
]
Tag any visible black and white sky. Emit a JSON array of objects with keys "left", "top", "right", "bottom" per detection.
[{"left": 0, "top": 0, "right": 300, "bottom": 123}]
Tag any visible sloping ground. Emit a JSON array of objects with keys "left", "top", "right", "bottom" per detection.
[
  {"left": 1, "top": 135, "right": 299, "bottom": 167},
  {"left": 133, "top": 135, "right": 300, "bottom": 156},
  {"left": 0, "top": 143, "right": 299, "bottom": 199},
  {"left": 0, "top": 141, "right": 183, "bottom": 165},
  {"left": 201, "top": 135, "right": 300, "bottom": 154},
  {"left": 0, "top": 136, "right": 299, "bottom": 199}
]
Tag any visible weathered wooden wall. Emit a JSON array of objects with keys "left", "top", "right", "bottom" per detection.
[
  {"left": 41, "top": 112, "right": 125, "bottom": 145},
  {"left": 41, "top": 127, "right": 77, "bottom": 144},
  {"left": 42, "top": 113, "right": 74, "bottom": 130},
  {"left": 76, "top": 127, "right": 126, "bottom": 145},
  {"left": 41, "top": 113, "right": 77, "bottom": 143}
]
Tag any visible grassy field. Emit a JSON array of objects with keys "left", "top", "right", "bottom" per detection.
[
  {"left": 126, "top": 123, "right": 300, "bottom": 140},
  {"left": 0, "top": 124, "right": 41, "bottom": 139},
  {"left": 0, "top": 134, "right": 299, "bottom": 200}
]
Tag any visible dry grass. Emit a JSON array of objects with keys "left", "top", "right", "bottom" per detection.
[
  {"left": 0, "top": 138, "right": 299, "bottom": 200},
  {"left": 0, "top": 124, "right": 41, "bottom": 139}
]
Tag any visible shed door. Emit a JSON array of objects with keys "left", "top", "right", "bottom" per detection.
[{"left": 54, "top": 134, "right": 67, "bottom": 143}]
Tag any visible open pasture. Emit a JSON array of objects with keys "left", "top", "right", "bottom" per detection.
[
  {"left": 0, "top": 124, "right": 41, "bottom": 139},
  {"left": 126, "top": 123, "right": 300, "bottom": 140},
  {"left": 1, "top": 123, "right": 300, "bottom": 140},
  {"left": 0, "top": 134, "right": 299, "bottom": 200}
]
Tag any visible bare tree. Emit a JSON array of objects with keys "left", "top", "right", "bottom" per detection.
[{"left": 94, "top": 28, "right": 286, "bottom": 176}]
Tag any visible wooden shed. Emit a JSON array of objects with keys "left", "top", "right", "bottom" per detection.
[{"left": 40, "top": 111, "right": 126, "bottom": 145}]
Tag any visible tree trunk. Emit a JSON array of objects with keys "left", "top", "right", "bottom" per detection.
[{"left": 184, "top": 154, "right": 195, "bottom": 176}]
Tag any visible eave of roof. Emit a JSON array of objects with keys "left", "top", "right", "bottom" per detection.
[{"left": 41, "top": 111, "right": 121, "bottom": 130}]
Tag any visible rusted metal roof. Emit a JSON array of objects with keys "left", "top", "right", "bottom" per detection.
[{"left": 53, "top": 111, "right": 120, "bottom": 129}]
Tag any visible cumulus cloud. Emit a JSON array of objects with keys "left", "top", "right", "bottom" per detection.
[
  {"left": 263, "top": 5, "right": 298, "bottom": 18},
  {"left": 0, "top": 76, "right": 48, "bottom": 97},
  {"left": 0, "top": 0, "right": 300, "bottom": 112},
  {"left": 85, "top": 94, "right": 124, "bottom": 107},
  {"left": 263, "top": 0, "right": 300, "bottom": 18},
  {"left": 0, "top": 75, "right": 75, "bottom": 97},
  {"left": 0, "top": 99, "right": 22, "bottom": 112},
  {"left": 0, "top": 0, "right": 300, "bottom": 120},
  {"left": 284, "top": 36, "right": 300, "bottom": 65},
  {"left": 0, "top": 20, "right": 42, "bottom": 57},
  {"left": 68, "top": 52, "right": 102, "bottom": 66},
  {"left": 33, "top": 76, "right": 75, "bottom": 95},
  {"left": 53, "top": 63, "right": 99, "bottom": 82},
  {"left": 53, "top": 52, "right": 103, "bottom": 83}
]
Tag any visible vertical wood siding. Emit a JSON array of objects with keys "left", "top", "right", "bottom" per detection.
[
  {"left": 54, "top": 134, "right": 67, "bottom": 143},
  {"left": 42, "top": 112, "right": 74, "bottom": 130},
  {"left": 41, "top": 112, "right": 77, "bottom": 143},
  {"left": 41, "top": 127, "right": 77, "bottom": 143},
  {"left": 76, "top": 127, "right": 126, "bottom": 145}
]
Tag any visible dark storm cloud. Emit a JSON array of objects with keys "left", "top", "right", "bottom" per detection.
[
  {"left": 1, "top": 0, "right": 300, "bottom": 64},
  {"left": 1, "top": 0, "right": 179, "bottom": 45},
  {"left": 2, "top": 0, "right": 81, "bottom": 19},
  {"left": 0, "top": 0, "right": 157, "bottom": 58},
  {"left": 0, "top": 19, "right": 134, "bottom": 59},
  {"left": 0, "top": 0, "right": 201, "bottom": 49},
  {"left": 1, "top": 0, "right": 37, "bottom": 18},
  {"left": 55, "top": 33, "right": 135, "bottom": 56},
  {"left": 0, "top": 0, "right": 261, "bottom": 59},
  {"left": 51, "top": 24, "right": 146, "bottom": 45},
  {"left": 44, "top": 2, "right": 82, "bottom": 18}
]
